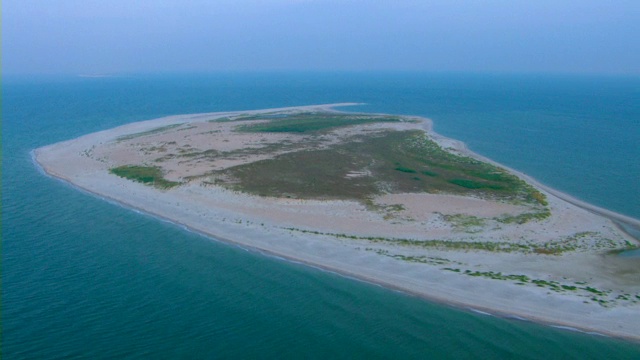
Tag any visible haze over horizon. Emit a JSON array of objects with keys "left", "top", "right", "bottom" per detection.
[{"left": 3, "top": 0, "right": 639, "bottom": 76}]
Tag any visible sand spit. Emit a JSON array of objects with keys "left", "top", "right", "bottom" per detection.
[{"left": 34, "top": 104, "right": 640, "bottom": 341}]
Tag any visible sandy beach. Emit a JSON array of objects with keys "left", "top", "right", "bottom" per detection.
[{"left": 34, "top": 104, "right": 640, "bottom": 341}]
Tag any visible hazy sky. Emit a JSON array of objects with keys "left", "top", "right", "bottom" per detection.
[{"left": 3, "top": 0, "right": 639, "bottom": 75}]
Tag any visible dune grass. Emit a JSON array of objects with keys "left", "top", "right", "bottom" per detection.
[{"left": 110, "top": 165, "right": 180, "bottom": 189}]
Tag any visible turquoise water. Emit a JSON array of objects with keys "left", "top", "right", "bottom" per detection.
[
  {"left": 3, "top": 73, "right": 640, "bottom": 358},
  {"left": 620, "top": 249, "right": 640, "bottom": 258}
]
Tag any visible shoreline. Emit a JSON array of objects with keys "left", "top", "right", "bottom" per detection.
[
  {"left": 29, "top": 156, "right": 640, "bottom": 342},
  {"left": 33, "top": 104, "right": 640, "bottom": 342},
  {"left": 441, "top": 129, "right": 640, "bottom": 241}
]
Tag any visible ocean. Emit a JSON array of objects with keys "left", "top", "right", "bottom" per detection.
[{"left": 3, "top": 72, "right": 639, "bottom": 358}]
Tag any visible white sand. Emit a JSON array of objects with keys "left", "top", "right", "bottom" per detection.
[{"left": 34, "top": 104, "right": 640, "bottom": 341}]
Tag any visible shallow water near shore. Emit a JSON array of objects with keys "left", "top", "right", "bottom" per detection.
[
  {"left": 4, "top": 73, "right": 640, "bottom": 358},
  {"left": 620, "top": 249, "right": 640, "bottom": 258}
]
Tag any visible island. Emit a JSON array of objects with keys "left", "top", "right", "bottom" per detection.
[{"left": 34, "top": 104, "right": 640, "bottom": 340}]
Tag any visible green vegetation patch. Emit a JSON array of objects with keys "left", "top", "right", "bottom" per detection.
[
  {"left": 449, "top": 179, "right": 503, "bottom": 190},
  {"left": 440, "top": 268, "right": 632, "bottom": 307},
  {"left": 528, "top": 231, "right": 616, "bottom": 254},
  {"left": 237, "top": 113, "right": 402, "bottom": 133},
  {"left": 110, "top": 165, "right": 180, "bottom": 189},
  {"left": 462, "top": 270, "right": 531, "bottom": 283},
  {"left": 284, "top": 227, "right": 534, "bottom": 253},
  {"left": 395, "top": 166, "right": 417, "bottom": 174},
  {"left": 496, "top": 209, "right": 551, "bottom": 224},
  {"left": 212, "top": 130, "right": 548, "bottom": 207},
  {"left": 442, "top": 214, "right": 486, "bottom": 232},
  {"left": 230, "top": 113, "right": 292, "bottom": 121}
]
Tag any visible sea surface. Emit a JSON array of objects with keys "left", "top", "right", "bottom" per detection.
[{"left": 3, "top": 72, "right": 639, "bottom": 359}]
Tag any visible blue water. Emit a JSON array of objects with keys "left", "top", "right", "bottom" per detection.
[{"left": 3, "top": 73, "right": 640, "bottom": 358}]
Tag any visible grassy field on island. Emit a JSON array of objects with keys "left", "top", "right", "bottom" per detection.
[{"left": 211, "top": 115, "right": 547, "bottom": 208}]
